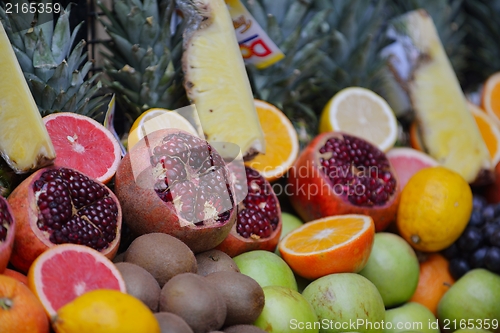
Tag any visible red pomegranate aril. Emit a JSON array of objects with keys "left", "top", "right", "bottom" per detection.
[
  {"left": 7, "top": 166, "right": 122, "bottom": 272},
  {"left": 288, "top": 132, "right": 400, "bottom": 231},
  {"left": 151, "top": 132, "right": 235, "bottom": 225}
]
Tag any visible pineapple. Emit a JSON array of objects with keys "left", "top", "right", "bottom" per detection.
[
  {"left": 386, "top": 10, "right": 491, "bottom": 184},
  {"left": 0, "top": 21, "right": 56, "bottom": 174},
  {"left": 178, "top": 0, "right": 265, "bottom": 158},
  {"left": 98, "top": 0, "right": 188, "bottom": 121},
  {"left": 0, "top": 0, "right": 107, "bottom": 118},
  {"left": 462, "top": 0, "right": 500, "bottom": 90}
]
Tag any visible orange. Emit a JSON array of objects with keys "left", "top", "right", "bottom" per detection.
[
  {"left": 0, "top": 275, "right": 49, "bottom": 333},
  {"left": 245, "top": 100, "right": 299, "bottom": 182},
  {"left": 481, "top": 72, "right": 500, "bottom": 126},
  {"left": 469, "top": 102, "right": 500, "bottom": 165},
  {"left": 409, "top": 253, "right": 455, "bottom": 316},
  {"left": 2, "top": 268, "right": 28, "bottom": 286},
  {"left": 397, "top": 166, "right": 472, "bottom": 252},
  {"left": 409, "top": 121, "right": 425, "bottom": 152},
  {"left": 279, "top": 214, "right": 375, "bottom": 280},
  {"left": 28, "top": 244, "right": 126, "bottom": 317}
]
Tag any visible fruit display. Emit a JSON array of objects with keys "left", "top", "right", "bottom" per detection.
[{"left": 2, "top": 0, "right": 500, "bottom": 332}]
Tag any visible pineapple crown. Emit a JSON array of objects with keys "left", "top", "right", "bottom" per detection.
[
  {"left": 98, "top": 0, "right": 187, "bottom": 120},
  {"left": 0, "top": 0, "right": 107, "bottom": 118}
]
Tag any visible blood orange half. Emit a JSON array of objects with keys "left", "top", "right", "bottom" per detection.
[
  {"left": 386, "top": 147, "right": 439, "bottom": 190},
  {"left": 43, "top": 113, "right": 121, "bottom": 184},
  {"left": 27, "top": 244, "right": 126, "bottom": 317}
]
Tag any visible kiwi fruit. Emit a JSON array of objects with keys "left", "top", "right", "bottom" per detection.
[
  {"left": 113, "top": 252, "right": 125, "bottom": 263},
  {"left": 195, "top": 250, "right": 240, "bottom": 276},
  {"left": 154, "top": 312, "right": 194, "bottom": 333},
  {"left": 124, "top": 233, "right": 197, "bottom": 287},
  {"left": 205, "top": 271, "right": 265, "bottom": 327},
  {"left": 115, "top": 262, "right": 161, "bottom": 312},
  {"left": 160, "top": 273, "right": 226, "bottom": 333},
  {"left": 223, "top": 325, "right": 267, "bottom": 333}
]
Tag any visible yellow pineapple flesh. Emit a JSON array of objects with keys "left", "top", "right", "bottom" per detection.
[
  {"left": 179, "top": 0, "right": 265, "bottom": 158},
  {"left": 387, "top": 10, "right": 491, "bottom": 184},
  {"left": 0, "top": 24, "right": 56, "bottom": 173}
]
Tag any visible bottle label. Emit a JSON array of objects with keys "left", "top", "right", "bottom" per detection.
[{"left": 225, "top": 0, "right": 285, "bottom": 69}]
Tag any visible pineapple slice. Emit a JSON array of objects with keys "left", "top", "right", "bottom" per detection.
[
  {"left": 0, "top": 23, "right": 56, "bottom": 173},
  {"left": 178, "top": 0, "right": 265, "bottom": 158},
  {"left": 386, "top": 10, "right": 492, "bottom": 184}
]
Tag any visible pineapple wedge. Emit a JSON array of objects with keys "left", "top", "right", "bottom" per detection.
[
  {"left": 178, "top": 0, "right": 265, "bottom": 158},
  {"left": 0, "top": 23, "right": 56, "bottom": 173},
  {"left": 386, "top": 10, "right": 492, "bottom": 184}
]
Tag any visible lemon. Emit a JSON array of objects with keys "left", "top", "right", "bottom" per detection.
[
  {"left": 127, "top": 108, "right": 199, "bottom": 150},
  {"left": 397, "top": 166, "right": 473, "bottom": 252},
  {"left": 319, "top": 87, "right": 397, "bottom": 152},
  {"left": 52, "top": 290, "right": 160, "bottom": 333}
]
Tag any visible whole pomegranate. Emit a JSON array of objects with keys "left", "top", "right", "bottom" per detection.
[
  {"left": 216, "top": 167, "right": 282, "bottom": 257},
  {"left": 288, "top": 132, "right": 399, "bottom": 231},
  {"left": 114, "top": 129, "right": 237, "bottom": 253},
  {"left": 7, "top": 167, "right": 122, "bottom": 272},
  {"left": 0, "top": 196, "right": 15, "bottom": 273}
]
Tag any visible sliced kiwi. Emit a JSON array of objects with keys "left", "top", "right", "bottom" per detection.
[
  {"left": 115, "top": 262, "right": 161, "bottom": 312},
  {"left": 196, "top": 249, "right": 240, "bottom": 276},
  {"left": 223, "top": 325, "right": 267, "bottom": 333},
  {"left": 154, "top": 312, "right": 194, "bottom": 333},
  {"left": 205, "top": 271, "right": 265, "bottom": 327},
  {"left": 124, "top": 233, "right": 197, "bottom": 287},
  {"left": 160, "top": 273, "right": 226, "bottom": 333}
]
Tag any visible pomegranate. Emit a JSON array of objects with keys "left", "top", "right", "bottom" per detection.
[
  {"left": 288, "top": 132, "right": 399, "bottom": 231},
  {"left": 114, "top": 129, "right": 237, "bottom": 253},
  {"left": 216, "top": 167, "right": 282, "bottom": 257},
  {"left": 7, "top": 167, "right": 122, "bottom": 273},
  {"left": 0, "top": 196, "right": 15, "bottom": 273}
]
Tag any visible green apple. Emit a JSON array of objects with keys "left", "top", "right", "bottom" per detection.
[
  {"left": 275, "top": 212, "right": 304, "bottom": 256},
  {"left": 254, "top": 286, "right": 318, "bottom": 333},
  {"left": 302, "top": 273, "right": 385, "bottom": 333},
  {"left": 438, "top": 269, "right": 500, "bottom": 333},
  {"left": 233, "top": 250, "right": 298, "bottom": 291},
  {"left": 359, "top": 233, "right": 420, "bottom": 308},
  {"left": 384, "top": 302, "right": 439, "bottom": 333}
]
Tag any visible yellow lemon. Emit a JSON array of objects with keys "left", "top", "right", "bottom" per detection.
[
  {"left": 319, "top": 87, "right": 397, "bottom": 152},
  {"left": 127, "top": 108, "right": 199, "bottom": 150},
  {"left": 397, "top": 166, "right": 473, "bottom": 252},
  {"left": 52, "top": 289, "right": 160, "bottom": 333}
]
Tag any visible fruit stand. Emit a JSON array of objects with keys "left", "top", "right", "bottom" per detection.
[{"left": 0, "top": 0, "right": 500, "bottom": 332}]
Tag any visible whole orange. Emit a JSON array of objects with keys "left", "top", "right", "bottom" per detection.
[
  {"left": 409, "top": 253, "right": 455, "bottom": 316},
  {"left": 0, "top": 275, "right": 49, "bottom": 333},
  {"left": 2, "top": 268, "right": 29, "bottom": 286}
]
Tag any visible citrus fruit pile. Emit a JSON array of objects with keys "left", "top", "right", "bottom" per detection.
[{"left": 2, "top": 2, "right": 500, "bottom": 330}]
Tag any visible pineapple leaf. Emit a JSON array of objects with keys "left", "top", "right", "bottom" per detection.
[
  {"left": 12, "top": 47, "right": 34, "bottom": 73},
  {"left": 51, "top": 7, "right": 72, "bottom": 63}
]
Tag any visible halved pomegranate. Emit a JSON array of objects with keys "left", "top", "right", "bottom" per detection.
[
  {"left": 0, "top": 196, "right": 15, "bottom": 273},
  {"left": 7, "top": 167, "right": 122, "bottom": 273},
  {"left": 216, "top": 167, "right": 282, "bottom": 257},
  {"left": 114, "top": 129, "right": 237, "bottom": 253},
  {"left": 288, "top": 132, "right": 400, "bottom": 231}
]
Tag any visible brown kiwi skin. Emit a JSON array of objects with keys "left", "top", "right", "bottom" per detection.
[
  {"left": 195, "top": 249, "right": 240, "bottom": 276},
  {"left": 159, "top": 273, "right": 227, "bottom": 333},
  {"left": 223, "top": 325, "right": 267, "bottom": 333},
  {"left": 124, "top": 233, "right": 197, "bottom": 287},
  {"left": 154, "top": 312, "right": 194, "bottom": 333},
  {"left": 205, "top": 271, "right": 265, "bottom": 327},
  {"left": 115, "top": 262, "right": 161, "bottom": 312}
]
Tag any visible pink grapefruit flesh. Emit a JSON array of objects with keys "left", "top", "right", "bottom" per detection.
[
  {"left": 43, "top": 113, "right": 121, "bottom": 184},
  {"left": 387, "top": 147, "right": 439, "bottom": 190},
  {"left": 28, "top": 244, "right": 126, "bottom": 317}
]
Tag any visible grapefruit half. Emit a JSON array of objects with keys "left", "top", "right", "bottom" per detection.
[
  {"left": 43, "top": 113, "right": 121, "bottom": 184},
  {"left": 386, "top": 147, "right": 439, "bottom": 190},
  {"left": 27, "top": 244, "right": 126, "bottom": 317}
]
